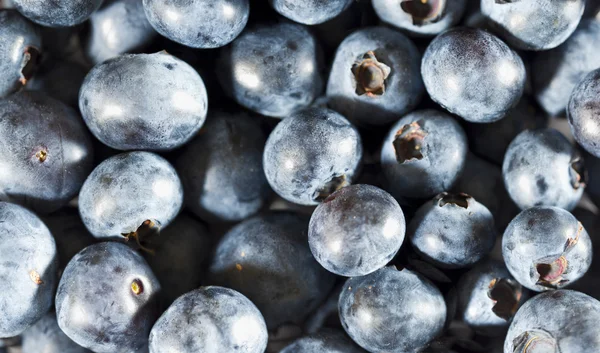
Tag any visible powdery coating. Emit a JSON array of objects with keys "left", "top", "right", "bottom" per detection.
[
  {"left": 280, "top": 329, "right": 366, "bottom": 353},
  {"left": 568, "top": 68, "right": 600, "bottom": 158},
  {"left": 269, "top": 0, "right": 352, "bottom": 25},
  {"left": 372, "top": 0, "right": 466, "bottom": 37},
  {"left": 12, "top": 0, "right": 103, "bottom": 27},
  {"left": 502, "top": 128, "right": 584, "bottom": 211},
  {"left": 263, "top": 108, "right": 362, "bottom": 206},
  {"left": 422, "top": 27, "right": 525, "bottom": 123},
  {"left": 79, "top": 52, "right": 207, "bottom": 151},
  {"left": 56, "top": 242, "right": 160, "bottom": 353},
  {"left": 208, "top": 212, "right": 336, "bottom": 330},
  {"left": 28, "top": 60, "right": 88, "bottom": 107},
  {"left": 0, "top": 202, "right": 57, "bottom": 338},
  {"left": 381, "top": 109, "right": 467, "bottom": 199},
  {"left": 149, "top": 287, "right": 267, "bottom": 353},
  {"left": 85, "top": 0, "right": 156, "bottom": 64},
  {"left": 326, "top": 27, "right": 423, "bottom": 125},
  {"left": 339, "top": 267, "right": 446, "bottom": 353},
  {"left": 176, "top": 111, "right": 271, "bottom": 223},
  {"left": 78, "top": 151, "right": 183, "bottom": 240},
  {"left": 504, "top": 290, "right": 600, "bottom": 353},
  {"left": 0, "top": 10, "right": 40, "bottom": 97},
  {"left": 481, "top": 0, "right": 584, "bottom": 51},
  {"left": 218, "top": 23, "right": 323, "bottom": 118},
  {"left": 308, "top": 184, "right": 406, "bottom": 277},
  {"left": 0, "top": 92, "right": 94, "bottom": 214},
  {"left": 22, "top": 312, "right": 91, "bottom": 353},
  {"left": 502, "top": 207, "right": 592, "bottom": 292},
  {"left": 408, "top": 194, "right": 496, "bottom": 269},
  {"left": 533, "top": 19, "right": 600, "bottom": 116}
]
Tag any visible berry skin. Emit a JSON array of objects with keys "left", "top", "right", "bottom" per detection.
[
  {"left": 143, "top": 0, "right": 248, "bottom": 49},
  {"left": 308, "top": 184, "right": 406, "bottom": 277},
  {"left": 326, "top": 27, "right": 424, "bottom": 125},
  {"left": 502, "top": 207, "right": 592, "bottom": 292},
  {"left": 12, "top": 0, "right": 103, "bottom": 27},
  {"left": 149, "top": 287, "right": 268, "bottom": 353},
  {"left": 422, "top": 27, "right": 526, "bottom": 123},
  {"left": 263, "top": 107, "right": 362, "bottom": 206},
  {"left": 79, "top": 52, "right": 207, "bottom": 151},
  {"left": 22, "top": 312, "right": 91, "bottom": 353},
  {"left": 280, "top": 329, "right": 366, "bottom": 353},
  {"left": 27, "top": 59, "right": 88, "bottom": 107},
  {"left": 0, "top": 202, "right": 58, "bottom": 338},
  {"left": 567, "top": 68, "right": 600, "bottom": 158},
  {"left": 269, "top": 0, "right": 353, "bottom": 25},
  {"left": 502, "top": 128, "right": 585, "bottom": 211}
]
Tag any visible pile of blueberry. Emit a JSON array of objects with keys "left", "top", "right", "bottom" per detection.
[{"left": 2, "top": 0, "right": 600, "bottom": 352}]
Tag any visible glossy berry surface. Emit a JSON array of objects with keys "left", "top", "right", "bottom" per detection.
[
  {"left": 12, "top": 0, "right": 103, "bottom": 27},
  {"left": 280, "top": 329, "right": 366, "bottom": 353},
  {"left": 263, "top": 107, "right": 362, "bottom": 206},
  {"left": 568, "top": 68, "right": 600, "bottom": 158},
  {"left": 269, "top": 0, "right": 352, "bottom": 25},
  {"left": 22, "top": 312, "right": 91, "bottom": 353},
  {"left": 422, "top": 27, "right": 525, "bottom": 123},
  {"left": 502, "top": 206, "right": 592, "bottom": 292}
]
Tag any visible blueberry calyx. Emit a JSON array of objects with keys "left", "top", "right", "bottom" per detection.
[
  {"left": 393, "top": 121, "right": 427, "bottom": 163},
  {"left": 488, "top": 278, "right": 523, "bottom": 320},
  {"left": 534, "top": 222, "right": 583, "bottom": 288},
  {"left": 29, "top": 270, "right": 43, "bottom": 285},
  {"left": 121, "top": 219, "right": 161, "bottom": 254},
  {"left": 35, "top": 148, "right": 48, "bottom": 163},
  {"left": 436, "top": 192, "right": 471, "bottom": 209},
  {"left": 512, "top": 330, "right": 558, "bottom": 353},
  {"left": 400, "top": 0, "right": 446, "bottom": 26},
  {"left": 130, "top": 279, "right": 144, "bottom": 295},
  {"left": 313, "top": 175, "right": 348, "bottom": 202},
  {"left": 351, "top": 51, "right": 391, "bottom": 97},
  {"left": 569, "top": 154, "right": 587, "bottom": 189},
  {"left": 19, "top": 46, "right": 40, "bottom": 87}
]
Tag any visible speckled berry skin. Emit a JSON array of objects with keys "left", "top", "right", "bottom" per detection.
[
  {"left": 85, "top": 0, "right": 156, "bottom": 64},
  {"left": 208, "top": 212, "right": 336, "bottom": 330},
  {"left": 22, "top": 312, "right": 91, "bottom": 353},
  {"left": 218, "top": 23, "right": 323, "bottom": 118},
  {"left": 263, "top": 108, "right": 362, "bottom": 206},
  {"left": 380, "top": 109, "right": 467, "bottom": 200},
  {"left": 0, "top": 10, "right": 40, "bottom": 97},
  {"left": 504, "top": 290, "right": 600, "bottom": 353},
  {"left": 56, "top": 242, "right": 160, "bottom": 353},
  {"left": 372, "top": 0, "right": 466, "bottom": 37},
  {"left": 339, "top": 266, "right": 446, "bottom": 353},
  {"left": 422, "top": 27, "right": 525, "bottom": 123},
  {"left": 568, "top": 68, "right": 600, "bottom": 158},
  {"left": 280, "top": 330, "right": 366, "bottom": 353},
  {"left": 308, "top": 184, "right": 406, "bottom": 277},
  {"left": 175, "top": 111, "right": 271, "bottom": 223},
  {"left": 502, "top": 207, "right": 592, "bottom": 292},
  {"left": 326, "top": 27, "right": 423, "bottom": 126},
  {"left": 79, "top": 52, "right": 207, "bottom": 151},
  {"left": 269, "top": 0, "right": 352, "bottom": 25},
  {"left": 0, "top": 92, "right": 94, "bottom": 214},
  {"left": 149, "top": 287, "right": 268, "bottom": 353},
  {"left": 408, "top": 193, "right": 496, "bottom": 269},
  {"left": 143, "top": 0, "right": 248, "bottom": 48},
  {"left": 481, "top": 0, "right": 584, "bottom": 51},
  {"left": 533, "top": 19, "right": 600, "bottom": 117},
  {"left": 0, "top": 202, "right": 57, "bottom": 338},
  {"left": 502, "top": 128, "right": 585, "bottom": 211},
  {"left": 12, "top": 0, "right": 103, "bottom": 27},
  {"left": 78, "top": 151, "right": 183, "bottom": 240}
]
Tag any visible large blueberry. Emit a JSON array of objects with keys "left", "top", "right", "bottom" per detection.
[
  {"left": 280, "top": 329, "right": 366, "bottom": 353},
  {"left": 269, "top": 0, "right": 352, "bottom": 25},
  {"left": 568, "top": 68, "right": 600, "bottom": 158},
  {"left": 326, "top": 27, "right": 423, "bottom": 125},
  {"left": 12, "top": 0, "right": 103, "bottom": 27},
  {"left": 79, "top": 52, "right": 208, "bottom": 151},
  {"left": 22, "top": 312, "right": 91, "bottom": 353}
]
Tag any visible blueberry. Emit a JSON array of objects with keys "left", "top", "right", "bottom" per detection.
[
  {"left": 0, "top": 202, "right": 58, "bottom": 338},
  {"left": 481, "top": 0, "right": 584, "bottom": 51},
  {"left": 0, "top": 91, "right": 94, "bottom": 214},
  {"left": 12, "top": 0, "right": 103, "bottom": 27},
  {"left": 79, "top": 52, "right": 208, "bottom": 151},
  {"left": 56, "top": 242, "right": 160, "bottom": 353},
  {"left": 339, "top": 266, "right": 446, "bottom": 353},
  {"left": 456, "top": 259, "right": 528, "bottom": 337},
  {"left": 149, "top": 286, "right": 267, "bottom": 353},
  {"left": 502, "top": 206, "right": 592, "bottom": 292},
  {"left": 0, "top": 10, "right": 40, "bottom": 98},
  {"left": 408, "top": 193, "right": 496, "bottom": 269},
  {"left": 583, "top": 150, "right": 600, "bottom": 212},
  {"left": 326, "top": 27, "right": 424, "bottom": 125},
  {"left": 208, "top": 212, "right": 336, "bottom": 329},
  {"left": 218, "top": 23, "right": 323, "bottom": 118},
  {"left": 380, "top": 109, "right": 467, "bottom": 199},
  {"left": 78, "top": 151, "right": 183, "bottom": 246},
  {"left": 27, "top": 59, "right": 87, "bottom": 107},
  {"left": 21, "top": 312, "right": 91, "bottom": 353},
  {"left": 84, "top": 0, "right": 157, "bottom": 64},
  {"left": 504, "top": 290, "right": 600, "bottom": 353},
  {"left": 422, "top": 27, "right": 526, "bottom": 123},
  {"left": 372, "top": 0, "right": 466, "bottom": 37},
  {"left": 533, "top": 18, "right": 600, "bottom": 116},
  {"left": 175, "top": 111, "right": 271, "bottom": 223},
  {"left": 568, "top": 68, "right": 600, "bottom": 158},
  {"left": 280, "top": 329, "right": 366, "bottom": 353},
  {"left": 502, "top": 128, "right": 585, "bottom": 211},
  {"left": 308, "top": 184, "right": 406, "bottom": 277},
  {"left": 269, "top": 0, "right": 353, "bottom": 25}
]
